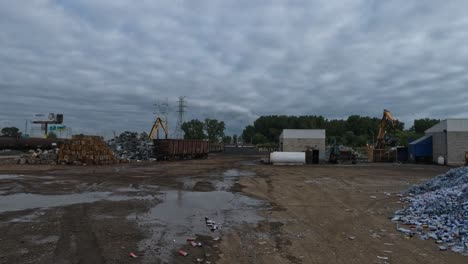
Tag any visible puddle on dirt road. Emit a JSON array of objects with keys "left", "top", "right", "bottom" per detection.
[
  {"left": 132, "top": 189, "right": 266, "bottom": 263},
  {"left": 0, "top": 192, "right": 153, "bottom": 213},
  {"left": 180, "top": 169, "right": 256, "bottom": 192},
  {"left": 223, "top": 169, "right": 256, "bottom": 177},
  {"left": 0, "top": 175, "right": 20, "bottom": 180}
]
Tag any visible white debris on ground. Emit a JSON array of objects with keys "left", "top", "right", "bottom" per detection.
[
  {"left": 393, "top": 166, "right": 468, "bottom": 255},
  {"left": 16, "top": 148, "right": 59, "bottom": 165}
]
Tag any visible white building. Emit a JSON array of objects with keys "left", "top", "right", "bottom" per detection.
[
  {"left": 279, "top": 129, "right": 326, "bottom": 159},
  {"left": 425, "top": 119, "right": 468, "bottom": 165}
]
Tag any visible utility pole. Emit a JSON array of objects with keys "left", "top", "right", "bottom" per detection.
[
  {"left": 24, "top": 120, "right": 28, "bottom": 137},
  {"left": 174, "top": 96, "right": 187, "bottom": 139}
]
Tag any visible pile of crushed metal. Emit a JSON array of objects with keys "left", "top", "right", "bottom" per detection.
[
  {"left": 108, "top": 131, "right": 154, "bottom": 161},
  {"left": 393, "top": 166, "right": 468, "bottom": 255},
  {"left": 17, "top": 148, "right": 59, "bottom": 165}
]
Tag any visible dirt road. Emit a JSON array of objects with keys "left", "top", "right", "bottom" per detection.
[{"left": 0, "top": 155, "right": 465, "bottom": 263}]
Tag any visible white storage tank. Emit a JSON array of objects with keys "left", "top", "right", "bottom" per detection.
[
  {"left": 437, "top": 156, "right": 445, "bottom": 165},
  {"left": 270, "top": 152, "right": 305, "bottom": 165}
]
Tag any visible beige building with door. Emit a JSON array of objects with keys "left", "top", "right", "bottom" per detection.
[{"left": 279, "top": 129, "right": 326, "bottom": 159}]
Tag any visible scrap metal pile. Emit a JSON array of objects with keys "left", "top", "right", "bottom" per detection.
[
  {"left": 17, "top": 148, "right": 59, "bottom": 165},
  {"left": 108, "top": 131, "right": 154, "bottom": 161},
  {"left": 393, "top": 166, "right": 468, "bottom": 255}
]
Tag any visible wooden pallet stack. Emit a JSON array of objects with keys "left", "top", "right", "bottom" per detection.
[{"left": 58, "top": 135, "right": 120, "bottom": 165}]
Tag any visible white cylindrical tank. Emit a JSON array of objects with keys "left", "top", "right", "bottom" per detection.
[
  {"left": 437, "top": 156, "right": 445, "bottom": 165},
  {"left": 270, "top": 152, "right": 305, "bottom": 164}
]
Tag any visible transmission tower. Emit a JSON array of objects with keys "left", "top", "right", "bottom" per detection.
[
  {"left": 154, "top": 98, "right": 169, "bottom": 128},
  {"left": 174, "top": 96, "right": 187, "bottom": 139}
]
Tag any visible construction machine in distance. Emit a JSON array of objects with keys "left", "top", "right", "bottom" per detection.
[
  {"left": 328, "top": 137, "right": 357, "bottom": 164},
  {"left": 375, "top": 109, "right": 396, "bottom": 149},
  {"left": 149, "top": 117, "right": 168, "bottom": 140}
]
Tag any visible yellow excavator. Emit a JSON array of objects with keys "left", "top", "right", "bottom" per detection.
[
  {"left": 149, "top": 117, "right": 168, "bottom": 140},
  {"left": 375, "top": 109, "right": 395, "bottom": 149}
]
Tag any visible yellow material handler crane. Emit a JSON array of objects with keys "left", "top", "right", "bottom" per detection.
[
  {"left": 375, "top": 109, "right": 395, "bottom": 149},
  {"left": 149, "top": 117, "right": 168, "bottom": 140}
]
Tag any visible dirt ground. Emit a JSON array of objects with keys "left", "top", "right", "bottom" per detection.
[{"left": 0, "top": 154, "right": 466, "bottom": 264}]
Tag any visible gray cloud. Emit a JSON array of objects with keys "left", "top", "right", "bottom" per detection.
[{"left": 1, "top": 0, "right": 468, "bottom": 137}]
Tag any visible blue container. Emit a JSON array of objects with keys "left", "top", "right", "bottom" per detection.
[{"left": 409, "top": 135, "right": 432, "bottom": 162}]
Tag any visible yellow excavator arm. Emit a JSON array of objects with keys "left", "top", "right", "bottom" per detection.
[
  {"left": 149, "top": 117, "right": 168, "bottom": 140},
  {"left": 375, "top": 109, "right": 395, "bottom": 149}
]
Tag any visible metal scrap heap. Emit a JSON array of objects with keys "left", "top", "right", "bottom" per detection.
[
  {"left": 108, "top": 131, "right": 153, "bottom": 161},
  {"left": 393, "top": 166, "right": 468, "bottom": 255}
]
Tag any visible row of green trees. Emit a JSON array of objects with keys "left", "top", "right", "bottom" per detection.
[
  {"left": 181, "top": 119, "right": 226, "bottom": 143},
  {"left": 0, "top": 127, "right": 58, "bottom": 139},
  {"left": 241, "top": 116, "right": 440, "bottom": 147}
]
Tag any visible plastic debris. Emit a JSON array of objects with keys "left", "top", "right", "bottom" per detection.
[
  {"left": 190, "top": 241, "right": 198, "bottom": 247},
  {"left": 439, "top": 246, "right": 448, "bottom": 251},
  {"left": 178, "top": 249, "right": 188, "bottom": 256},
  {"left": 213, "top": 237, "right": 220, "bottom": 241},
  {"left": 129, "top": 252, "right": 137, "bottom": 258},
  {"left": 377, "top": 256, "right": 388, "bottom": 260},
  {"left": 348, "top": 236, "right": 356, "bottom": 240},
  {"left": 392, "top": 166, "right": 468, "bottom": 255},
  {"left": 370, "top": 196, "right": 377, "bottom": 199}
]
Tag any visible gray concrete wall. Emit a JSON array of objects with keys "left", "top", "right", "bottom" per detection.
[
  {"left": 281, "top": 138, "right": 326, "bottom": 159},
  {"left": 447, "top": 132, "right": 468, "bottom": 165},
  {"left": 428, "top": 132, "right": 447, "bottom": 163}
]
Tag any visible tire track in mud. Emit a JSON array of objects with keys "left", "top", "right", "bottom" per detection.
[{"left": 54, "top": 205, "right": 104, "bottom": 264}]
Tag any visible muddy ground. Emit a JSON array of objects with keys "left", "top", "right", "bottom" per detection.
[{"left": 0, "top": 154, "right": 466, "bottom": 263}]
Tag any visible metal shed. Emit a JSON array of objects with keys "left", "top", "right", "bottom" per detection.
[
  {"left": 425, "top": 119, "right": 468, "bottom": 165},
  {"left": 408, "top": 135, "right": 432, "bottom": 163},
  {"left": 279, "top": 129, "right": 326, "bottom": 160}
]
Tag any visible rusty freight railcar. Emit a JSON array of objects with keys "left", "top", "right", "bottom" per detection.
[{"left": 153, "top": 139, "right": 209, "bottom": 160}]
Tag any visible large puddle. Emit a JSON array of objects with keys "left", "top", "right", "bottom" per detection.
[
  {"left": 0, "top": 174, "right": 20, "bottom": 180},
  {"left": 0, "top": 192, "right": 152, "bottom": 213},
  {"left": 133, "top": 169, "right": 265, "bottom": 263}
]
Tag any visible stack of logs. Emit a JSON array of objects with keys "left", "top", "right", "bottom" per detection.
[{"left": 58, "top": 135, "right": 120, "bottom": 165}]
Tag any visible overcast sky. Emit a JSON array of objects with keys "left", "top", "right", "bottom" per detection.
[{"left": 1, "top": 0, "right": 468, "bottom": 137}]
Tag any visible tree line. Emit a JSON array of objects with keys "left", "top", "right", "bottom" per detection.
[
  {"left": 181, "top": 119, "right": 226, "bottom": 143},
  {"left": 241, "top": 115, "right": 440, "bottom": 147}
]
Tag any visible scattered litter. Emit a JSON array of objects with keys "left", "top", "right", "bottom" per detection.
[
  {"left": 383, "top": 250, "right": 393, "bottom": 253},
  {"left": 392, "top": 167, "right": 468, "bottom": 255},
  {"left": 439, "top": 246, "right": 448, "bottom": 251},
  {"left": 190, "top": 241, "right": 198, "bottom": 247},
  {"left": 129, "top": 252, "right": 137, "bottom": 258},
  {"left": 384, "top": 192, "right": 391, "bottom": 197},
  {"left": 370, "top": 196, "right": 377, "bottom": 199},
  {"left": 258, "top": 241, "right": 267, "bottom": 245},
  {"left": 186, "top": 237, "right": 196, "bottom": 241},
  {"left": 348, "top": 236, "right": 356, "bottom": 240},
  {"left": 196, "top": 258, "right": 204, "bottom": 263},
  {"left": 377, "top": 256, "right": 388, "bottom": 260},
  {"left": 178, "top": 249, "right": 188, "bottom": 256},
  {"left": 213, "top": 237, "right": 220, "bottom": 241}
]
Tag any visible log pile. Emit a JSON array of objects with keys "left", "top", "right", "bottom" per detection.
[{"left": 58, "top": 135, "right": 120, "bottom": 165}]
